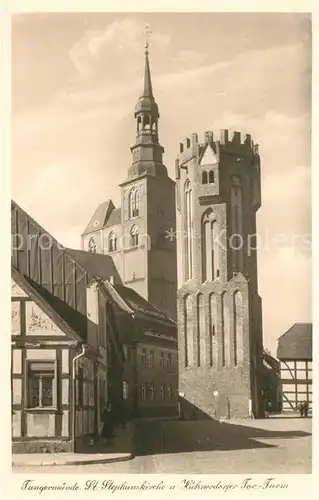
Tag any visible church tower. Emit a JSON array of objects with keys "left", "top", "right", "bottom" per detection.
[
  {"left": 119, "top": 38, "right": 177, "bottom": 319},
  {"left": 175, "top": 130, "right": 264, "bottom": 418},
  {"left": 81, "top": 37, "right": 177, "bottom": 320}
]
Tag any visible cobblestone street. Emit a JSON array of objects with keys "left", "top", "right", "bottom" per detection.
[{"left": 13, "top": 416, "right": 312, "bottom": 475}]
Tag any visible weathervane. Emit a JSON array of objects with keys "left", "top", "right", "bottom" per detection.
[{"left": 144, "top": 24, "right": 152, "bottom": 53}]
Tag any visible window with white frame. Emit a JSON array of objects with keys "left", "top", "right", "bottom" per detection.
[{"left": 27, "top": 361, "right": 56, "bottom": 408}]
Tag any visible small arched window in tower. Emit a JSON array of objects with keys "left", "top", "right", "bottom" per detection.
[
  {"left": 108, "top": 232, "right": 117, "bottom": 252},
  {"left": 144, "top": 115, "right": 151, "bottom": 130},
  {"left": 130, "top": 225, "right": 139, "bottom": 247},
  {"left": 128, "top": 188, "right": 140, "bottom": 218},
  {"left": 202, "top": 171, "right": 208, "bottom": 184},
  {"left": 88, "top": 236, "right": 96, "bottom": 253},
  {"left": 137, "top": 116, "right": 142, "bottom": 133},
  {"left": 208, "top": 170, "right": 215, "bottom": 184}
]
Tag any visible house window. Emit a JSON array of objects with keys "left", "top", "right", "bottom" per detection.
[
  {"left": 149, "top": 350, "right": 154, "bottom": 368},
  {"left": 160, "top": 352, "right": 164, "bottom": 369},
  {"left": 88, "top": 236, "right": 96, "bottom": 253},
  {"left": 141, "top": 348, "right": 146, "bottom": 367},
  {"left": 160, "top": 384, "right": 165, "bottom": 400},
  {"left": 129, "top": 189, "right": 140, "bottom": 219},
  {"left": 130, "top": 225, "right": 139, "bottom": 247},
  {"left": 167, "top": 384, "right": 173, "bottom": 400},
  {"left": 167, "top": 353, "right": 172, "bottom": 370},
  {"left": 27, "top": 361, "right": 56, "bottom": 408},
  {"left": 126, "top": 346, "right": 132, "bottom": 364},
  {"left": 108, "top": 232, "right": 117, "bottom": 252},
  {"left": 140, "top": 383, "right": 146, "bottom": 400},
  {"left": 123, "top": 381, "right": 129, "bottom": 400},
  {"left": 149, "top": 383, "right": 155, "bottom": 401}
]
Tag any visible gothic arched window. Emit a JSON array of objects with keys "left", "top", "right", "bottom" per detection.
[
  {"left": 202, "top": 210, "right": 219, "bottom": 282},
  {"left": 88, "top": 236, "right": 96, "bottom": 253},
  {"left": 208, "top": 170, "right": 215, "bottom": 184},
  {"left": 231, "top": 176, "right": 243, "bottom": 272},
  {"left": 108, "top": 232, "right": 117, "bottom": 252},
  {"left": 130, "top": 225, "right": 139, "bottom": 247},
  {"left": 184, "top": 180, "right": 193, "bottom": 281},
  {"left": 233, "top": 290, "right": 243, "bottom": 366},
  {"left": 128, "top": 188, "right": 140, "bottom": 218}
]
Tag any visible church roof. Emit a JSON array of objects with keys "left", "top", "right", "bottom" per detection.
[
  {"left": 82, "top": 200, "right": 118, "bottom": 236},
  {"left": 66, "top": 248, "right": 121, "bottom": 284},
  {"left": 277, "top": 323, "right": 312, "bottom": 360}
]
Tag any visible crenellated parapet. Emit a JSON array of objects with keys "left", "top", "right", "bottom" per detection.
[{"left": 176, "top": 129, "right": 260, "bottom": 171}]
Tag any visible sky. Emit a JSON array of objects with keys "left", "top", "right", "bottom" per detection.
[{"left": 11, "top": 12, "right": 312, "bottom": 355}]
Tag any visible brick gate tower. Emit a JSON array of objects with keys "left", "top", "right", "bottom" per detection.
[{"left": 175, "top": 130, "right": 264, "bottom": 419}]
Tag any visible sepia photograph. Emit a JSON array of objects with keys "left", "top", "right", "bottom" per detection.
[{"left": 10, "top": 11, "right": 312, "bottom": 476}]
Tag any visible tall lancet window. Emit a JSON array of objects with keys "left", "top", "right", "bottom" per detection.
[
  {"left": 196, "top": 294, "right": 205, "bottom": 367},
  {"left": 184, "top": 180, "right": 193, "bottom": 280},
  {"left": 233, "top": 291, "right": 243, "bottom": 366},
  {"left": 221, "top": 292, "right": 229, "bottom": 367},
  {"left": 231, "top": 176, "right": 244, "bottom": 272},
  {"left": 209, "top": 293, "right": 217, "bottom": 367},
  {"left": 129, "top": 188, "right": 140, "bottom": 218},
  {"left": 184, "top": 294, "right": 193, "bottom": 367},
  {"left": 202, "top": 210, "right": 220, "bottom": 282}
]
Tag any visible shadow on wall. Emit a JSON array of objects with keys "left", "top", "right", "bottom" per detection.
[{"left": 134, "top": 400, "right": 311, "bottom": 457}]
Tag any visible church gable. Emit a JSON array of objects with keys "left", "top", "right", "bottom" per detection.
[{"left": 199, "top": 144, "right": 218, "bottom": 166}]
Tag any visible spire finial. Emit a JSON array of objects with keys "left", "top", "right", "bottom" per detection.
[{"left": 144, "top": 24, "right": 152, "bottom": 54}]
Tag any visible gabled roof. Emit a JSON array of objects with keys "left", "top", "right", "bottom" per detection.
[
  {"left": 277, "top": 323, "right": 312, "bottom": 360},
  {"left": 82, "top": 200, "right": 119, "bottom": 235},
  {"left": 113, "top": 284, "right": 176, "bottom": 326},
  {"left": 12, "top": 266, "right": 84, "bottom": 343},
  {"left": 66, "top": 248, "right": 121, "bottom": 284}
]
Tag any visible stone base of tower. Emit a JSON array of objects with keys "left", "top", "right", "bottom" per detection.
[{"left": 179, "top": 366, "right": 263, "bottom": 420}]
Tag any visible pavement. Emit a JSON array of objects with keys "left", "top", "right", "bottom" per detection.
[
  {"left": 12, "top": 423, "right": 134, "bottom": 467},
  {"left": 12, "top": 451, "right": 132, "bottom": 467},
  {"left": 12, "top": 415, "right": 312, "bottom": 474}
]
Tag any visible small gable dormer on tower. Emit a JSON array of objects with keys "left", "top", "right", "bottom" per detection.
[{"left": 199, "top": 132, "right": 219, "bottom": 187}]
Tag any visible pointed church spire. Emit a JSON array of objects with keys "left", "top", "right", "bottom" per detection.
[
  {"left": 143, "top": 25, "right": 153, "bottom": 98},
  {"left": 128, "top": 27, "right": 167, "bottom": 181}
]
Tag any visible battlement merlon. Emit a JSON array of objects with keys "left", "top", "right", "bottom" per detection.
[{"left": 176, "top": 129, "right": 260, "bottom": 168}]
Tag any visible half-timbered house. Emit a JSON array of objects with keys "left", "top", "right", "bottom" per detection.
[
  {"left": 11, "top": 201, "right": 124, "bottom": 453},
  {"left": 277, "top": 323, "right": 312, "bottom": 414}
]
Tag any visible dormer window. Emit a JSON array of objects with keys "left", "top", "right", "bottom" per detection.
[
  {"left": 88, "top": 236, "right": 96, "bottom": 253},
  {"left": 202, "top": 171, "right": 208, "bottom": 184},
  {"left": 108, "top": 232, "right": 117, "bottom": 252},
  {"left": 128, "top": 188, "right": 140, "bottom": 218}
]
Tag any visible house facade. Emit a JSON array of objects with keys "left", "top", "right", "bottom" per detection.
[
  {"left": 277, "top": 323, "right": 312, "bottom": 414},
  {"left": 11, "top": 201, "right": 124, "bottom": 453}
]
